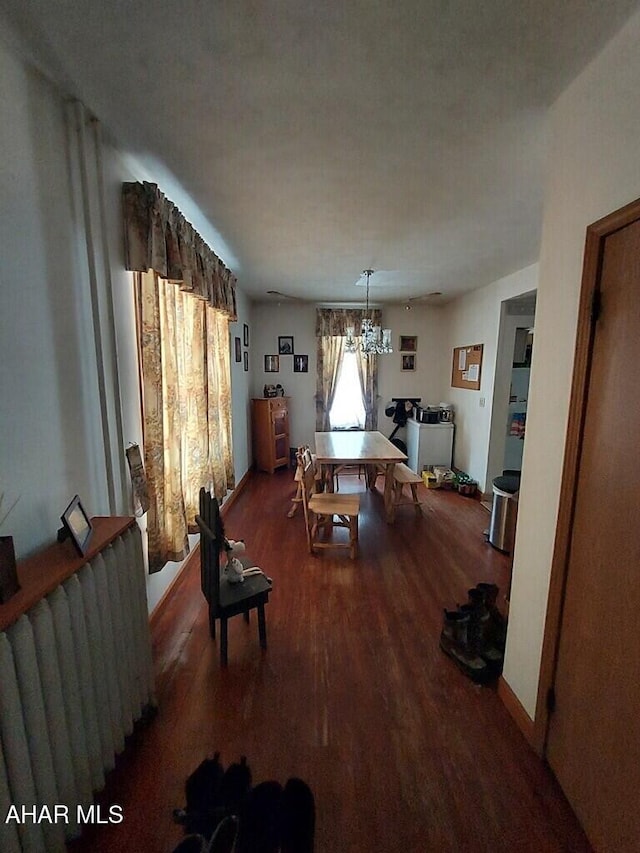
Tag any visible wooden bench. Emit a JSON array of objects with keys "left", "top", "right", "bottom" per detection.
[{"left": 388, "top": 462, "right": 427, "bottom": 522}]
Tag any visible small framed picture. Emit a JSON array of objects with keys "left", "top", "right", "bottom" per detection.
[
  {"left": 234, "top": 336, "right": 242, "bottom": 362},
  {"left": 60, "top": 495, "right": 93, "bottom": 556},
  {"left": 265, "top": 354, "right": 280, "bottom": 373},
  {"left": 243, "top": 323, "right": 249, "bottom": 347},
  {"left": 293, "top": 354, "right": 309, "bottom": 373},
  {"left": 278, "top": 336, "right": 294, "bottom": 355},
  {"left": 402, "top": 354, "right": 416, "bottom": 371},
  {"left": 400, "top": 335, "right": 417, "bottom": 352},
  {"left": 243, "top": 351, "right": 249, "bottom": 372}
]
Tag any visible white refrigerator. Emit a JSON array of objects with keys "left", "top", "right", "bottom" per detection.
[{"left": 406, "top": 418, "right": 454, "bottom": 473}]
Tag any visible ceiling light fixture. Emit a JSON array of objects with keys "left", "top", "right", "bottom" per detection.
[{"left": 344, "top": 269, "right": 393, "bottom": 356}]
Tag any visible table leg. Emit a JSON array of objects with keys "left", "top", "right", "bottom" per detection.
[{"left": 383, "top": 463, "right": 396, "bottom": 523}]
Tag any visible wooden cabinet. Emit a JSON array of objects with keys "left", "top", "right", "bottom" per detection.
[{"left": 252, "top": 397, "right": 291, "bottom": 473}]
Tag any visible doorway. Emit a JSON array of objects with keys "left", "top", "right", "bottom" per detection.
[
  {"left": 486, "top": 292, "right": 536, "bottom": 497},
  {"left": 536, "top": 198, "right": 640, "bottom": 850}
]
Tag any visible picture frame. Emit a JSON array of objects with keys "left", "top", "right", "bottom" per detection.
[
  {"left": 59, "top": 494, "right": 93, "bottom": 556},
  {"left": 293, "top": 354, "right": 309, "bottom": 373},
  {"left": 243, "top": 323, "right": 249, "bottom": 347},
  {"left": 399, "top": 335, "right": 417, "bottom": 352},
  {"left": 234, "top": 336, "right": 242, "bottom": 362},
  {"left": 264, "top": 354, "right": 280, "bottom": 373},
  {"left": 243, "top": 351, "right": 249, "bottom": 372},
  {"left": 0, "top": 535, "right": 20, "bottom": 604},
  {"left": 278, "top": 335, "right": 294, "bottom": 355},
  {"left": 401, "top": 354, "right": 416, "bottom": 371}
]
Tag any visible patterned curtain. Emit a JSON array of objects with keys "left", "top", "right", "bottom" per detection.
[
  {"left": 122, "top": 182, "right": 237, "bottom": 319},
  {"left": 355, "top": 350, "right": 378, "bottom": 430},
  {"left": 315, "top": 308, "right": 380, "bottom": 431},
  {"left": 136, "top": 271, "right": 234, "bottom": 572},
  {"left": 315, "top": 334, "right": 346, "bottom": 431}
]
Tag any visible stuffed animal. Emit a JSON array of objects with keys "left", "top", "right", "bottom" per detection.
[{"left": 223, "top": 539, "right": 247, "bottom": 584}]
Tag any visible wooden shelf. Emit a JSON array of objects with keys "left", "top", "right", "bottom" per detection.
[{"left": 0, "top": 516, "right": 136, "bottom": 631}]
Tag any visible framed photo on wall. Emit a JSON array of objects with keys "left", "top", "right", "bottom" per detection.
[
  {"left": 293, "top": 354, "right": 309, "bottom": 373},
  {"left": 243, "top": 351, "right": 249, "bottom": 372},
  {"left": 401, "top": 354, "right": 416, "bottom": 371},
  {"left": 265, "top": 354, "right": 280, "bottom": 372},
  {"left": 235, "top": 336, "right": 242, "bottom": 362},
  {"left": 278, "top": 336, "right": 294, "bottom": 355},
  {"left": 243, "top": 323, "right": 249, "bottom": 347},
  {"left": 399, "top": 335, "right": 417, "bottom": 352}
]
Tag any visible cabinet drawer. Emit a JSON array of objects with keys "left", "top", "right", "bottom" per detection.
[{"left": 269, "top": 397, "right": 288, "bottom": 413}]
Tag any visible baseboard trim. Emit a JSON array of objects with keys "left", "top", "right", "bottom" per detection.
[
  {"left": 220, "top": 468, "right": 252, "bottom": 516},
  {"left": 149, "top": 469, "right": 252, "bottom": 628},
  {"left": 498, "top": 676, "right": 537, "bottom": 751}
]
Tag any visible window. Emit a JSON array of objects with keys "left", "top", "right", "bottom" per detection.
[{"left": 329, "top": 351, "right": 366, "bottom": 429}]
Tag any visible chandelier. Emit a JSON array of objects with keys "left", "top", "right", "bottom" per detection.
[{"left": 344, "top": 269, "right": 393, "bottom": 355}]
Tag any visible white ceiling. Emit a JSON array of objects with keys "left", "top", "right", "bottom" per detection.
[{"left": 2, "top": 0, "right": 639, "bottom": 303}]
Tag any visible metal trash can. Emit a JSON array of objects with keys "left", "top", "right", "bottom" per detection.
[{"left": 488, "top": 474, "right": 520, "bottom": 553}]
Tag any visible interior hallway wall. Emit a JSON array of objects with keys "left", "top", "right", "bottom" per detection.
[
  {"left": 441, "top": 264, "right": 539, "bottom": 493},
  {"left": 503, "top": 7, "right": 640, "bottom": 719}
]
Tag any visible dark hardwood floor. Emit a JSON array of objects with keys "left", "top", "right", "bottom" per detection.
[{"left": 69, "top": 469, "right": 591, "bottom": 852}]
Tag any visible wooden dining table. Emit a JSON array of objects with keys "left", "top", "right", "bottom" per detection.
[{"left": 314, "top": 430, "right": 408, "bottom": 523}]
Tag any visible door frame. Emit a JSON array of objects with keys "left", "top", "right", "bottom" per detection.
[{"left": 533, "top": 196, "right": 640, "bottom": 754}]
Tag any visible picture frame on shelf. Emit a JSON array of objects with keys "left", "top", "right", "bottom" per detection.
[
  {"left": 0, "top": 535, "right": 20, "bottom": 604},
  {"left": 278, "top": 336, "right": 294, "bottom": 355},
  {"left": 59, "top": 495, "right": 93, "bottom": 556},
  {"left": 264, "top": 354, "right": 280, "bottom": 373},
  {"left": 401, "top": 354, "right": 416, "bottom": 371},
  {"left": 399, "top": 335, "right": 417, "bottom": 352},
  {"left": 293, "top": 354, "right": 309, "bottom": 373}
]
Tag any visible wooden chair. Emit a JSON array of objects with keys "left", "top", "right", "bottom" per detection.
[
  {"left": 298, "top": 452, "right": 360, "bottom": 559},
  {"left": 288, "top": 445, "right": 323, "bottom": 517},
  {"left": 196, "top": 487, "right": 272, "bottom": 666}
]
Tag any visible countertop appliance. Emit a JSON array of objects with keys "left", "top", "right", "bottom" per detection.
[{"left": 407, "top": 417, "right": 454, "bottom": 473}]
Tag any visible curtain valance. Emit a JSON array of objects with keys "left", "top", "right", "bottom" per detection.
[
  {"left": 122, "top": 181, "right": 237, "bottom": 320},
  {"left": 316, "top": 307, "right": 382, "bottom": 337}
]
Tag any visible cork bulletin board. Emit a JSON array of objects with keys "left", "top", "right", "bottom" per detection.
[{"left": 451, "top": 343, "right": 484, "bottom": 390}]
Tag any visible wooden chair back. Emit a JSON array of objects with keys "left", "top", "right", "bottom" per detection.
[
  {"left": 196, "top": 486, "right": 273, "bottom": 664},
  {"left": 197, "top": 486, "right": 223, "bottom": 614}
]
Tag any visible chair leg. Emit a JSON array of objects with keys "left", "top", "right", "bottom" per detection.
[
  {"left": 410, "top": 483, "right": 422, "bottom": 517},
  {"left": 350, "top": 515, "right": 358, "bottom": 560},
  {"left": 220, "top": 618, "right": 228, "bottom": 666},
  {"left": 257, "top": 604, "right": 267, "bottom": 649},
  {"left": 209, "top": 606, "right": 216, "bottom": 640}
]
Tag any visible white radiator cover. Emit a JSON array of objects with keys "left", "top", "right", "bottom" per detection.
[{"left": 0, "top": 525, "right": 155, "bottom": 852}]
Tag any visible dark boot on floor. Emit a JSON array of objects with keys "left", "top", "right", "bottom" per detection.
[
  {"left": 459, "top": 602, "right": 503, "bottom": 676},
  {"left": 439, "top": 609, "right": 490, "bottom": 683},
  {"left": 473, "top": 582, "right": 507, "bottom": 651},
  {"left": 281, "top": 777, "right": 315, "bottom": 852}
]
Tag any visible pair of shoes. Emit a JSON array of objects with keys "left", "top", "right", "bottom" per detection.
[
  {"left": 176, "top": 753, "right": 252, "bottom": 840},
  {"left": 439, "top": 583, "right": 507, "bottom": 683},
  {"left": 439, "top": 608, "right": 494, "bottom": 684}
]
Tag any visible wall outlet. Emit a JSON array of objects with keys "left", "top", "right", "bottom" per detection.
[{"left": 479, "top": 397, "right": 486, "bottom": 408}]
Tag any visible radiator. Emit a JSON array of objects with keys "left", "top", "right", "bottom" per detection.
[{"left": 0, "top": 525, "right": 155, "bottom": 852}]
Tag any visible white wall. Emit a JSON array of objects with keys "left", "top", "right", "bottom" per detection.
[
  {"left": 441, "top": 265, "right": 539, "bottom": 491},
  {"left": 503, "top": 8, "right": 640, "bottom": 719},
  {"left": 0, "top": 38, "right": 253, "bottom": 614},
  {"left": 249, "top": 301, "right": 449, "bottom": 451},
  {"left": 0, "top": 44, "right": 109, "bottom": 555}
]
